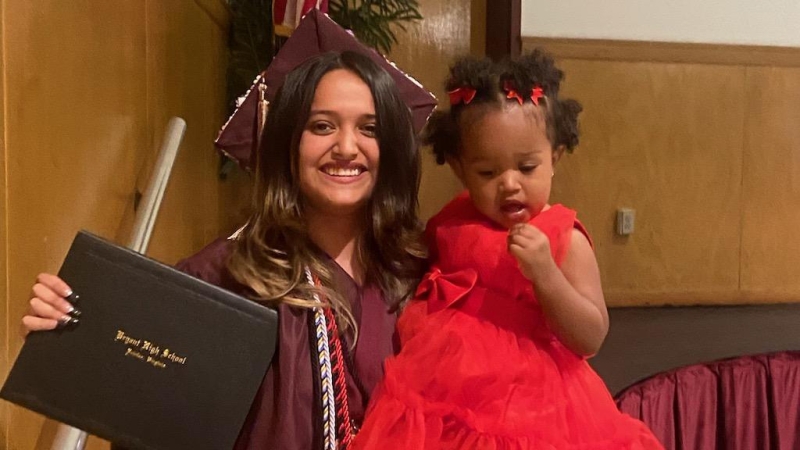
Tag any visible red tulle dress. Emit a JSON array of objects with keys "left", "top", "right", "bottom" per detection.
[{"left": 352, "top": 193, "right": 663, "bottom": 450}]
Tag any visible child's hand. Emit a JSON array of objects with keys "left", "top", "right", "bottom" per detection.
[{"left": 507, "top": 223, "right": 556, "bottom": 282}]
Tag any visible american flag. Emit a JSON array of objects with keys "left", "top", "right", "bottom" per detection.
[{"left": 274, "top": 0, "right": 329, "bottom": 36}]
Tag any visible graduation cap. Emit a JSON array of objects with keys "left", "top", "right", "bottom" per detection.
[{"left": 216, "top": 9, "right": 438, "bottom": 169}]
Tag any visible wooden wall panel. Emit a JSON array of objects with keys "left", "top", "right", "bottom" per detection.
[
  {"left": 390, "top": 0, "right": 471, "bottom": 220},
  {"left": 522, "top": 37, "right": 800, "bottom": 68},
  {"left": 525, "top": 37, "right": 800, "bottom": 306},
  {"left": 0, "top": 0, "right": 7, "bottom": 442},
  {"left": 4, "top": 2, "right": 148, "bottom": 448},
  {"left": 471, "top": 0, "right": 486, "bottom": 56},
  {"left": 1, "top": 1, "right": 232, "bottom": 448},
  {"left": 741, "top": 67, "right": 800, "bottom": 299},
  {"left": 551, "top": 60, "right": 744, "bottom": 306},
  {"left": 143, "top": 0, "right": 245, "bottom": 265}
]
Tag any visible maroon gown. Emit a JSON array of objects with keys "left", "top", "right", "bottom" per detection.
[{"left": 173, "top": 238, "right": 398, "bottom": 449}]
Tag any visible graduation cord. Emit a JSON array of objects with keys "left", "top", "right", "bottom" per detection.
[
  {"left": 338, "top": 323, "right": 370, "bottom": 433},
  {"left": 306, "top": 268, "right": 337, "bottom": 450},
  {"left": 307, "top": 268, "right": 357, "bottom": 449},
  {"left": 325, "top": 307, "right": 356, "bottom": 448}
]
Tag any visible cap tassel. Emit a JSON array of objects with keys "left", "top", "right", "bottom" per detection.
[{"left": 256, "top": 81, "right": 270, "bottom": 153}]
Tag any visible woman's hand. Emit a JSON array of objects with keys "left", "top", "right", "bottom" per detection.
[{"left": 21, "top": 273, "right": 80, "bottom": 337}]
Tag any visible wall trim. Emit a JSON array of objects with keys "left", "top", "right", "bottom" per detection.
[
  {"left": 606, "top": 290, "right": 800, "bottom": 308},
  {"left": 486, "top": 0, "right": 521, "bottom": 60},
  {"left": 522, "top": 37, "right": 800, "bottom": 67}
]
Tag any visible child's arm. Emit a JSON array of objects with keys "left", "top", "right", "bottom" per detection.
[{"left": 508, "top": 225, "right": 608, "bottom": 357}]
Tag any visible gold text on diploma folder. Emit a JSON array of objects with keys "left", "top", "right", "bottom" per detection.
[{"left": 115, "top": 329, "right": 188, "bottom": 368}]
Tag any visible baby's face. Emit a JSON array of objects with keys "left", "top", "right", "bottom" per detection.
[{"left": 454, "top": 105, "right": 556, "bottom": 229}]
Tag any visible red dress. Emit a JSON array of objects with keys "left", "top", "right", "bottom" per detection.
[{"left": 352, "top": 193, "right": 663, "bottom": 449}]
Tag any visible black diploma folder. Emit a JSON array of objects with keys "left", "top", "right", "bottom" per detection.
[{"left": 1, "top": 231, "right": 278, "bottom": 450}]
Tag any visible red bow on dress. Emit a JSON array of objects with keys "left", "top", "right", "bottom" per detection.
[
  {"left": 448, "top": 86, "right": 477, "bottom": 106},
  {"left": 415, "top": 267, "right": 478, "bottom": 314}
]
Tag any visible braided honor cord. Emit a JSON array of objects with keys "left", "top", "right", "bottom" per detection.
[
  {"left": 306, "top": 267, "right": 337, "bottom": 450},
  {"left": 325, "top": 306, "right": 355, "bottom": 448}
]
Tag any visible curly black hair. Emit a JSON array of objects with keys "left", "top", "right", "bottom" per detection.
[{"left": 424, "top": 49, "right": 582, "bottom": 165}]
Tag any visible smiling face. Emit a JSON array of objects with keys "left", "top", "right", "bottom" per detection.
[
  {"left": 297, "top": 69, "right": 380, "bottom": 217},
  {"left": 453, "top": 104, "right": 561, "bottom": 229}
]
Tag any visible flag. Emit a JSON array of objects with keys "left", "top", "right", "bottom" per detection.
[{"left": 274, "top": 0, "right": 329, "bottom": 36}]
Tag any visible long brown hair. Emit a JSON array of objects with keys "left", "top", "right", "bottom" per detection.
[{"left": 228, "top": 51, "right": 427, "bottom": 335}]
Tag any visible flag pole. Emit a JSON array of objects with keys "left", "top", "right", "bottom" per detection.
[{"left": 49, "top": 117, "right": 187, "bottom": 450}]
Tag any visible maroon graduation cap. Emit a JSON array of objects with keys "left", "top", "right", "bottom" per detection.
[{"left": 215, "top": 9, "right": 438, "bottom": 169}]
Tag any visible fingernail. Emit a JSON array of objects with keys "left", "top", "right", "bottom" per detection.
[
  {"left": 68, "top": 308, "right": 82, "bottom": 317},
  {"left": 57, "top": 315, "right": 79, "bottom": 328},
  {"left": 56, "top": 316, "right": 70, "bottom": 329},
  {"left": 66, "top": 291, "right": 80, "bottom": 303}
]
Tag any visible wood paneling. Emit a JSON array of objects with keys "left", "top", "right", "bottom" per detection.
[
  {"left": 390, "top": 0, "right": 472, "bottom": 221},
  {"left": 5, "top": 2, "right": 148, "bottom": 447},
  {"left": 552, "top": 60, "right": 744, "bottom": 306},
  {"left": 193, "top": 0, "right": 230, "bottom": 30},
  {"left": 524, "top": 38, "right": 800, "bottom": 306},
  {"left": 0, "top": 0, "right": 7, "bottom": 442},
  {"left": 470, "top": 0, "right": 486, "bottom": 55},
  {"left": 523, "top": 37, "right": 800, "bottom": 68},
  {"left": 741, "top": 67, "right": 800, "bottom": 296},
  {"left": 143, "top": 0, "right": 246, "bottom": 265},
  {"left": 1, "top": 1, "right": 233, "bottom": 448}
]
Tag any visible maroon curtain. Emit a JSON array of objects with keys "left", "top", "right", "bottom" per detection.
[{"left": 616, "top": 351, "right": 800, "bottom": 450}]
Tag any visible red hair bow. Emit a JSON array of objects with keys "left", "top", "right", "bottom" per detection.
[
  {"left": 503, "top": 80, "right": 545, "bottom": 106},
  {"left": 504, "top": 80, "right": 523, "bottom": 105},
  {"left": 448, "top": 86, "right": 477, "bottom": 106},
  {"left": 530, "top": 87, "right": 545, "bottom": 106}
]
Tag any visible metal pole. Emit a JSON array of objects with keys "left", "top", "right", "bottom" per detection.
[{"left": 49, "top": 117, "right": 187, "bottom": 450}]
